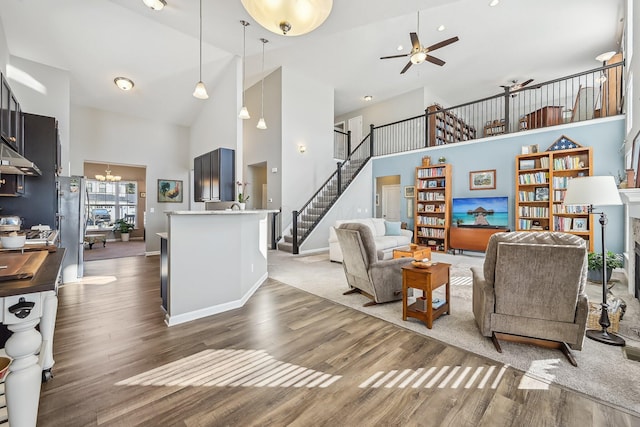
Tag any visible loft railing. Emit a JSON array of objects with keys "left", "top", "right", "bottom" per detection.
[
  {"left": 287, "top": 61, "right": 624, "bottom": 253},
  {"left": 292, "top": 134, "right": 371, "bottom": 254},
  {"left": 333, "top": 129, "right": 351, "bottom": 160}
]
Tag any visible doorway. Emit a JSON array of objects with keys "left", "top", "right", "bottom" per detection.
[{"left": 375, "top": 175, "right": 401, "bottom": 221}]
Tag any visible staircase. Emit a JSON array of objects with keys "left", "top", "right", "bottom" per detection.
[{"left": 277, "top": 151, "right": 369, "bottom": 254}]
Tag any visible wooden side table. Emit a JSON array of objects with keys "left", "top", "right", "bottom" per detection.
[
  {"left": 393, "top": 245, "right": 432, "bottom": 260},
  {"left": 401, "top": 263, "right": 451, "bottom": 329}
]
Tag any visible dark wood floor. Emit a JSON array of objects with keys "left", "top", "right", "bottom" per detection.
[{"left": 37, "top": 255, "right": 640, "bottom": 426}]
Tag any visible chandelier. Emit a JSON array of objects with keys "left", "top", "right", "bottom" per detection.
[{"left": 95, "top": 166, "right": 121, "bottom": 182}]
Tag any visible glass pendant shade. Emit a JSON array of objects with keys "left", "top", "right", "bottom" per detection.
[
  {"left": 239, "top": 106, "right": 250, "bottom": 120},
  {"left": 410, "top": 51, "right": 426, "bottom": 64},
  {"left": 240, "top": 0, "right": 333, "bottom": 36},
  {"left": 193, "top": 81, "right": 209, "bottom": 99},
  {"left": 256, "top": 117, "right": 267, "bottom": 129}
]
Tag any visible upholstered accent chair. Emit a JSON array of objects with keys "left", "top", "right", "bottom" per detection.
[
  {"left": 335, "top": 223, "right": 412, "bottom": 306},
  {"left": 471, "top": 231, "right": 589, "bottom": 366}
]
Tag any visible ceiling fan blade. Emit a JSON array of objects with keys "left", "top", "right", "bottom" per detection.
[
  {"left": 410, "top": 32, "right": 420, "bottom": 51},
  {"left": 400, "top": 61, "right": 413, "bottom": 74},
  {"left": 380, "top": 53, "right": 410, "bottom": 60},
  {"left": 425, "top": 36, "right": 459, "bottom": 53},
  {"left": 520, "top": 78, "right": 534, "bottom": 87},
  {"left": 426, "top": 55, "right": 445, "bottom": 66}
]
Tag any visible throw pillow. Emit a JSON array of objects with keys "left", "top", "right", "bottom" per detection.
[{"left": 384, "top": 220, "right": 402, "bottom": 236}]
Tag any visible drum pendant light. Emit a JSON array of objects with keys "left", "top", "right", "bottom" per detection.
[
  {"left": 238, "top": 20, "right": 251, "bottom": 119},
  {"left": 256, "top": 38, "right": 268, "bottom": 130}
]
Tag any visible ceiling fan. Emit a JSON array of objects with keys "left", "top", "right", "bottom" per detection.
[
  {"left": 380, "top": 13, "right": 459, "bottom": 74},
  {"left": 500, "top": 79, "right": 534, "bottom": 96}
]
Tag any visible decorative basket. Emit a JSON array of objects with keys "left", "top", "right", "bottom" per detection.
[{"left": 587, "top": 302, "right": 620, "bottom": 333}]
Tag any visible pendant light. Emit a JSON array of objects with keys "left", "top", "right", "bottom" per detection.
[
  {"left": 193, "top": 0, "right": 209, "bottom": 99},
  {"left": 256, "top": 38, "right": 269, "bottom": 130},
  {"left": 238, "top": 20, "right": 251, "bottom": 119}
]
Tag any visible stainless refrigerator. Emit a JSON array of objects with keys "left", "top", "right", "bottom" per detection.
[{"left": 58, "top": 176, "right": 86, "bottom": 283}]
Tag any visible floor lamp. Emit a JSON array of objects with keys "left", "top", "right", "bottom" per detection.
[{"left": 564, "top": 175, "right": 625, "bottom": 346}]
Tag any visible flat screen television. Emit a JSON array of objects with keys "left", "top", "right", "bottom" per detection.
[{"left": 452, "top": 196, "right": 509, "bottom": 228}]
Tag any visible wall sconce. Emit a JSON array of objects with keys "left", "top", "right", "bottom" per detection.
[{"left": 298, "top": 144, "right": 306, "bottom": 153}]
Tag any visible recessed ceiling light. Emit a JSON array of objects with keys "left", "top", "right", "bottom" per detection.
[
  {"left": 397, "top": 45, "right": 403, "bottom": 51},
  {"left": 364, "top": 95, "right": 373, "bottom": 101},
  {"left": 143, "top": 0, "right": 166, "bottom": 10},
  {"left": 437, "top": 25, "right": 445, "bottom": 32},
  {"left": 489, "top": 0, "right": 499, "bottom": 6},
  {"left": 114, "top": 77, "right": 134, "bottom": 91}
]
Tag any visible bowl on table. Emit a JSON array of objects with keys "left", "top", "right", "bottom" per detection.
[{"left": 1, "top": 234, "right": 26, "bottom": 249}]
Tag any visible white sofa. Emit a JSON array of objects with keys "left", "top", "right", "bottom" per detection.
[{"left": 328, "top": 218, "right": 413, "bottom": 262}]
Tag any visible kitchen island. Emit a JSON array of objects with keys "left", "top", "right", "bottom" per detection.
[{"left": 161, "top": 210, "right": 277, "bottom": 326}]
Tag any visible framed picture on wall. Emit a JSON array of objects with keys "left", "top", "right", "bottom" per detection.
[
  {"left": 404, "top": 186, "right": 415, "bottom": 198},
  {"left": 157, "top": 179, "right": 183, "bottom": 203},
  {"left": 469, "top": 169, "right": 496, "bottom": 190}
]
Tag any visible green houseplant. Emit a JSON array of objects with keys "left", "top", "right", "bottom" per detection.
[
  {"left": 587, "top": 251, "right": 623, "bottom": 283},
  {"left": 113, "top": 219, "right": 134, "bottom": 242}
]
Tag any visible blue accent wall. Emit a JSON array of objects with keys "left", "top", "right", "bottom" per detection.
[{"left": 372, "top": 118, "right": 625, "bottom": 254}]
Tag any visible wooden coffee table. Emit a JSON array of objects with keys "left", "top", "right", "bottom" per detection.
[
  {"left": 401, "top": 262, "right": 451, "bottom": 329},
  {"left": 393, "top": 245, "right": 432, "bottom": 260}
]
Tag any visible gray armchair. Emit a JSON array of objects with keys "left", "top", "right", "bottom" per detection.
[
  {"left": 335, "top": 223, "right": 412, "bottom": 306},
  {"left": 472, "top": 231, "right": 589, "bottom": 366}
]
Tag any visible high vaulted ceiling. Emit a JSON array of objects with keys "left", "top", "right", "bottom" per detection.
[{"left": 0, "top": 0, "right": 625, "bottom": 127}]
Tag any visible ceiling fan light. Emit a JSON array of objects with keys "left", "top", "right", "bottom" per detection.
[
  {"left": 256, "top": 117, "right": 267, "bottom": 129},
  {"left": 241, "top": 0, "right": 333, "bottom": 36},
  {"left": 143, "top": 0, "right": 166, "bottom": 11},
  {"left": 239, "top": 106, "right": 250, "bottom": 120},
  {"left": 193, "top": 81, "right": 209, "bottom": 99},
  {"left": 595, "top": 51, "right": 616, "bottom": 62},
  {"left": 410, "top": 51, "right": 426, "bottom": 64},
  {"left": 114, "top": 77, "right": 134, "bottom": 91}
]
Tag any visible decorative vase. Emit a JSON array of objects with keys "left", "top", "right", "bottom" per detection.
[
  {"left": 238, "top": 203, "right": 246, "bottom": 211},
  {"left": 121, "top": 232, "right": 130, "bottom": 242}
]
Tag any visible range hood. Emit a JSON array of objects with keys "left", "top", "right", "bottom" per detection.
[{"left": 0, "top": 143, "right": 41, "bottom": 176}]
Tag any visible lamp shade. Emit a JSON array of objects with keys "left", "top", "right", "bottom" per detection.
[
  {"left": 193, "top": 81, "right": 209, "bottom": 99},
  {"left": 563, "top": 176, "right": 622, "bottom": 206},
  {"left": 241, "top": 0, "right": 333, "bottom": 36}
]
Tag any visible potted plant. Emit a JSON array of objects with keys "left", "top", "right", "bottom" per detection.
[
  {"left": 236, "top": 181, "right": 250, "bottom": 209},
  {"left": 113, "top": 219, "right": 134, "bottom": 242},
  {"left": 587, "top": 251, "right": 623, "bottom": 283}
]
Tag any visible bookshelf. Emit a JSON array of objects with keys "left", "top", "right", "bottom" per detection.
[
  {"left": 415, "top": 163, "right": 452, "bottom": 252},
  {"left": 427, "top": 104, "right": 476, "bottom": 146},
  {"left": 515, "top": 145, "right": 593, "bottom": 250}
]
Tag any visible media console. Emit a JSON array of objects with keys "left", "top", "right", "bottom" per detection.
[{"left": 449, "top": 226, "right": 509, "bottom": 254}]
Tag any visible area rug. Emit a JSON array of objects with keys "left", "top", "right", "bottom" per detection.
[{"left": 268, "top": 250, "right": 640, "bottom": 415}]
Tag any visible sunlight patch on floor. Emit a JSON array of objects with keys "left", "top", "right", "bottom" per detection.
[
  {"left": 59, "top": 275, "right": 118, "bottom": 286},
  {"left": 115, "top": 349, "right": 342, "bottom": 388},
  {"left": 518, "top": 359, "right": 558, "bottom": 390},
  {"left": 359, "top": 364, "right": 509, "bottom": 389}
]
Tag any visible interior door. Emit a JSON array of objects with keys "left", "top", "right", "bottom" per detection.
[
  {"left": 381, "top": 184, "right": 401, "bottom": 221},
  {"left": 348, "top": 115, "right": 363, "bottom": 146}
]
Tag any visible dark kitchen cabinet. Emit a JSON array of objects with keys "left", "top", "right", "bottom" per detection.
[
  {"left": 194, "top": 148, "right": 235, "bottom": 202},
  {"left": 1, "top": 114, "right": 59, "bottom": 227},
  {"left": 0, "top": 74, "right": 21, "bottom": 152}
]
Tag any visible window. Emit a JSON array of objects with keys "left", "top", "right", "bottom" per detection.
[{"left": 86, "top": 180, "right": 137, "bottom": 227}]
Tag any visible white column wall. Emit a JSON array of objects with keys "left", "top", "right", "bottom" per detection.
[{"left": 280, "top": 66, "right": 335, "bottom": 228}]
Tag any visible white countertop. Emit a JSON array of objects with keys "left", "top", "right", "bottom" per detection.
[{"left": 165, "top": 209, "right": 279, "bottom": 216}]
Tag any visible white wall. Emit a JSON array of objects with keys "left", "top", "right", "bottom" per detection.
[
  {"left": 8, "top": 56, "right": 70, "bottom": 174},
  {"left": 281, "top": 66, "right": 335, "bottom": 228},
  {"left": 70, "top": 105, "right": 190, "bottom": 253},
  {"left": 0, "top": 19, "right": 8, "bottom": 74},
  {"left": 335, "top": 88, "right": 424, "bottom": 131},
  {"left": 625, "top": 0, "right": 639, "bottom": 167}
]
